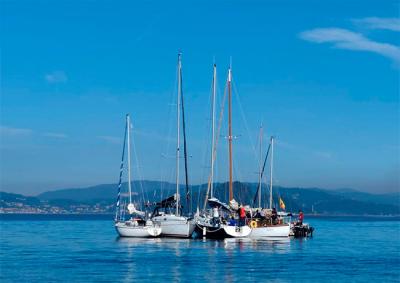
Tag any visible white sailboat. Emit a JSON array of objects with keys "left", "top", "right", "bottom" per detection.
[
  {"left": 195, "top": 65, "right": 251, "bottom": 239},
  {"left": 115, "top": 114, "right": 162, "bottom": 237},
  {"left": 151, "top": 53, "right": 195, "bottom": 238},
  {"left": 249, "top": 136, "right": 291, "bottom": 238}
]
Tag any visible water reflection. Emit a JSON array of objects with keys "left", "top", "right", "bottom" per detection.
[
  {"left": 116, "top": 236, "right": 292, "bottom": 254},
  {"left": 115, "top": 236, "right": 296, "bottom": 282},
  {"left": 116, "top": 236, "right": 163, "bottom": 245},
  {"left": 224, "top": 237, "right": 291, "bottom": 253}
]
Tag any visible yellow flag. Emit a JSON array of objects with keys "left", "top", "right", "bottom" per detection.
[{"left": 279, "top": 197, "right": 286, "bottom": 210}]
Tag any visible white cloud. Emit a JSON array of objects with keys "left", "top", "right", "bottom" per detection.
[
  {"left": 97, "top": 136, "right": 122, "bottom": 144},
  {"left": 353, "top": 17, "right": 400, "bottom": 32},
  {"left": 299, "top": 28, "right": 400, "bottom": 64},
  {"left": 0, "top": 126, "right": 33, "bottom": 136},
  {"left": 45, "top": 71, "right": 68, "bottom": 84},
  {"left": 43, "top": 132, "right": 68, "bottom": 139}
]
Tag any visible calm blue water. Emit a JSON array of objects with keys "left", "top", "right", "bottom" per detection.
[{"left": 1, "top": 215, "right": 399, "bottom": 282}]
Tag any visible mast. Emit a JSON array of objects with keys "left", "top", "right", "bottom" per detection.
[
  {"left": 127, "top": 114, "right": 132, "bottom": 204},
  {"left": 252, "top": 141, "right": 271, "bottom": 207},
  {"left": 180, "top": 57, "right": 190, "bottom": 214},
  {"left": 175, "top": 53, "right": 182, "bottom": 216},
  {"left": 115, "top": 116, "right": 128, "bottom": 221},
  {"left": 269, "top": 136, "right": 274, "bottom": 209},
  {"left": 210, "top": 64, "right": 217, "bottom": 198},
  {"left": 228, "top": 68, "right": 233, "bottom": 201},
  {"left": 258, "top": 125, "right": 263, "bottom": 208}
]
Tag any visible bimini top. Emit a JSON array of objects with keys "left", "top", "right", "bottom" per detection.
[
  {"left": 208, "top": 197, "right": 231, "bottom": 211},
  {"left": 156, "top": 194, "right": 177, "bottom": 208}
]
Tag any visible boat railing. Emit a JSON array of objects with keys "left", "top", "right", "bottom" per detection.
[{"left": 247, "top": 215, "right": 291, "bottom": 227}]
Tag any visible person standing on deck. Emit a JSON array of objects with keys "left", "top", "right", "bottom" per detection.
[
  {"left": 212, "top": 207, "right": 220, "bottom": 225},
  {"left": 271, "top": 207, "right": 278, "bottom": 225},
  {"left": 298, "top": 210, "right": 304, "bottom": 225},
  {"left": 239, "top": 205, "right": 246, "bottom": 226}
]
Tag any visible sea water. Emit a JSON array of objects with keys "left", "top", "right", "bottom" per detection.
[{"left": 0, "top": 215, "right": 399, "bottom": 282}]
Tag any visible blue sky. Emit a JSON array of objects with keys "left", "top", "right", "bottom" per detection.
[{"left": 1, "top": 0, "right": 399, "bottom": 195}]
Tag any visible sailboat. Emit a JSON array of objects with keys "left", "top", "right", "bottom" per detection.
[
  {"left": 195, "top": 65, "right": 252, "bottom": 239},
  {"left": 151, "top": 53, "right": 195, "bottom": 238},
  {"left": 114, "top": 114, "right": 162, "bottom": 237},
  {"left": 248, "top": 135, "right": 291, "bottom": 238}
]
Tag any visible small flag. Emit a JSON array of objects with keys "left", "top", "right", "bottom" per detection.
[{"left": 279, "top": 197, "right": 286, "bottom": 210}]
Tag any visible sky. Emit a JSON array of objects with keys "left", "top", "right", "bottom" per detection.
[{"left": 1, "top": 0, "right": 399, "bottom": 195}]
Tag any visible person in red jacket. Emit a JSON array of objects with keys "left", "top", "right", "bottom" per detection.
[
  {"left": 298, "top": 210, "right": 304, "bottom": 225},
  {"left": 239, "top": 205, "right": 246, "bottom": 226}
]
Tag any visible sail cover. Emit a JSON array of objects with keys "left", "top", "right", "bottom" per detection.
[{"left": 208, "top": 197, "right": 231, "bottom": 211}]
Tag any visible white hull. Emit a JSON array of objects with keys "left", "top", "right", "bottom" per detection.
[
  {"left": 195, "top": 216, "right": 252, "bottom": 239},
  {"left": 115, "top": 221, "right": 162, "bottom": 237},
  {"left": 223, "top": 225, "right": 252, "bottom": 238},
  {"left": 249, "top": 224, "right": 290, "bottom": 238},
  {"left": 152, "top": 214, "right": 195, "bottom": 238}
]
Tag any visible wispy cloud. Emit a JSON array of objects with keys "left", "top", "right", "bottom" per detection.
[
  {"left": 299, "top": 28, "right": 400, "bottom": 64},
  {"left": 45, "top": 71, "right": 68, "bottom": 84},
  {"left": 353, "top": 17, "right": 400, "bottom": 32},
  {"left": 275, "top": 140, "right": 296, "bottom": 150},
  {"left": 0, "top": 126, "right": 33, "bottom": 136},
  {"left": 43, "top": 132, "right": 68, "bottom": 139},
  {"left": 97, "top": 135, "right": 122, "bottom": 144},
  {"left": 134, "top": 129, "right": 175, "bottom": 143},
  {"left": 314, "top": 151, "right": 333, "bottom": 159}
]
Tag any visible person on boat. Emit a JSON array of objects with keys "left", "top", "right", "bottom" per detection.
[
  {"left": 271, "top": 207, "right": 278, "bottom": 225},
  {"left": 228, "top": 216, "right": 236, "bottom": 226},
  {"left": 298, "top": 210, "right": 304, "bottom": 225},
  {"left": 212, "top": 207, "right": 220, "bottom": 225},
  {"left": 260, "top": 209, "right": 266, "bottom": 218},
  {"left": 239, "top": 205, "right": 246, "bottom": 226},
  {"left": 254, "top": 209, "right": 262, "bottom": 219}
]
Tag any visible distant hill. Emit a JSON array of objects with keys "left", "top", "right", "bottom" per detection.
[
  {"left": 2, "top": 181, "right": 399, "bottom": 215},
  {"left": 38, "top": 181, "right": 176, "bottom": 202},
  {"left": 0, "top": 192, "right": 41, "bottom": 206},
  {"left": 329, "top": 189, "right": 400, "bottom": 206}
]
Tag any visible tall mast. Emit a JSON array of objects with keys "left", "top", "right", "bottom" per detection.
[
  {"left": 175, "top": 53, "right": 182, "bottom": 216},
  {"left": 258, "top": 125, "right": 263, "bottom": 208},
  {"left": 115, "top": 115, "right": 128, "bottom": 221},
  {"left": 180, "top": 58, "right": 190, "bottom": 214},
  {"left": 228, "top": 68, "right": 233, "bottom": 201},
  {"left": 269, "top": 136, "right": 274, "bottom": 209},
  {"left": 126, "top": 114, "right": 132, "bottom": 204},
  {"left": 210, "top": 64, "right": 217, "bottom": 198}
]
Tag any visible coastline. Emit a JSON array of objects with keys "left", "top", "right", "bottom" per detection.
[{"left": 1, "top": 212, "right": 399, "bottom": 218}]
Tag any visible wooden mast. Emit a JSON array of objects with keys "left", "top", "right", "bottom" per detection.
[{"left": 228, "top": 68, "right": 233, "bottom": 201}]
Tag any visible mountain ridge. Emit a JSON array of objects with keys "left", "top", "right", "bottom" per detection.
[{"left": 2, "top": 181, "right": 399, "bottom": 215}]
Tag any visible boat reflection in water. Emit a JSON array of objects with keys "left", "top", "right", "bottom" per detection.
[
  {"left": 116, "top": 236, "right": 291, "bottom": 254},
  {"left": 116, "top": 236, "right": 293, "bottom": 282},
  {"left": 223, "top": 237, "right": 291, "bottom": 253}
]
